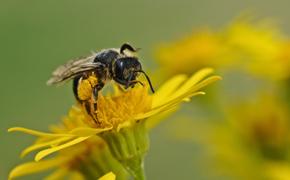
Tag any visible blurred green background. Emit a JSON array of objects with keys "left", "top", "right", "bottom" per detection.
[{"left": 1, "top": 0, "right": 290, "bottom": 179}]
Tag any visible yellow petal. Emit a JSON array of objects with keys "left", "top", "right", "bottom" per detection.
[
  {"left": 9, "top": 157, "right": 68, "bottom": 179},
  {"left": 151, "top": 90, "right": 205, "bottom": 114},
  {"left": 69, "top": 126, "right": 112, "bottom": 136},
  {"left": 153, "top": 74, "right": 187, "bottom": 107},
  {"left": 8, "top": 127, "right": 72, "bottom": 137},
  {"left": 35, "top": 136, "right": 90, "bottom": 161},
  {"left": 170, "top": 68, "right": 214, "bottom": 99},
  {"left": 189, "top": 76, "right": 221, "bottom": 92},
  {"left": 44, "top": 168, "right": 68, "bottom": 180},
  {"left": 135, "top": 102, "right": 178, "bottom": 120},
  {"left": 137, "top": 89, "right": 206, "bottom": 121},
  {"left": 21, "top": 136, "right": 73, "bottom": 158},
  {"left": 153, "top": 72, "right": 220, "bottom": 110},
  {"left": 98, "top": 172, "right": 116, "bottom": 180},
  {"left": 183, "top": 92, "right": 205, "bottom": 101},
  {"left": 146, "top": 106, "right": 179, "bottom": 129},
  {"left": 168, "top": 76, "right": 220, "bottom": 105},
  {"left": 181, "top": 68, "right": 214, "bottom": 88},
  {"left": 69, "top": 171, "right": 85, "bottom": 180}
]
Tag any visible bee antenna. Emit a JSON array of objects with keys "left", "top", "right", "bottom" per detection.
[
  {"left": 136, "top": 70, "right": 155, "bottom": 93},
  {"left": 120, "top": 43, "right": 136, "bottom": 54}
]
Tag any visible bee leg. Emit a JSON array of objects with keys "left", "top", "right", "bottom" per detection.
[
  {"left": 92, "top": 82, "right": 104, "bottom": 111},
  {"left": 130, "top": 80, "right": 144, "bottom": 88},
  {"left": 85, "top": 82, "right": 103, "bottom": 125},
  {"left": 73, "top": 75, "right": 99, "bottom": 125},
  {"left": 92, "top": 87, "right": 99, "bottom": 111},
  {"left": 83, "top": 101, "right": 92, "bottom": 118}
]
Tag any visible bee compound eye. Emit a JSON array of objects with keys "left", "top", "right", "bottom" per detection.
[{"left": 123, "top": 69, "right": 130, "bottom": 79}]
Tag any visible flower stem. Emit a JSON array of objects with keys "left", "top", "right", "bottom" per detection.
[
  {"left": 122, "top": 156, "right": 146, "bottom": 180},
  {"left": 78, "top": 141, "right": 129, "bottom": 179},
  {"left": 101, "top": 121, "right": 149, "bottom": 179}
]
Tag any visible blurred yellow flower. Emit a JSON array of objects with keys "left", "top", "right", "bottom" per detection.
[
  {"left": 155, "top": 17, "right": 290, "bottom": 80},
  {"left": 9, "top": 68, "right": 220, "bottom": 179},
  {"left": 224, "top": 18, "right": 290, "bottom": 80},
  {"left": 155, "top": 29, "right": 225, "bottom": 76},
  {"left": 171, "top": 94, "right": 290, "bottom": 179}
]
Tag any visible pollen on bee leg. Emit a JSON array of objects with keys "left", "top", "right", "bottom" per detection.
[
  {"left": 77, "top": 75, "right": 99, "bottom": 101},
  {"left": 77, "top": 80, "right": 93, "bottom": 101}
]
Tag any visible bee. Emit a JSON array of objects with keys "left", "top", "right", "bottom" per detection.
[{"left": 47, "top": 43, "right": 154, "bottom": 124}]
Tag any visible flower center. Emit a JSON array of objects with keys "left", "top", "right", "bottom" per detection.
[{"left": 80, "top": 86, "right": 152, "bottom": 130}]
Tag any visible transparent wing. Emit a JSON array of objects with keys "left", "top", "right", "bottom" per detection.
[{"left": 47, "top": 54, "right": 101, "bottom": 85}]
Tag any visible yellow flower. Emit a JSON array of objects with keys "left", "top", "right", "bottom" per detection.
[
  {"left": 155, "top": 16, "right": 290, "bottom": 80},
  {"left": 224, "top": 17, "right": 290, "bottom": 80},
  {"left": 155, "top": 29, "right": 225, "bottom": 76},
  {"left": 265, "top": 162, "right": 290, "bottom": 180},
  {"left": 170, "top": 93, "right": 290, "bottom": 179},
  {"left": 9, "top": 68, "right": 220, "bottom": 179},
  {"left": 9, "top": 107, "right": 128, "bottom": 180}
]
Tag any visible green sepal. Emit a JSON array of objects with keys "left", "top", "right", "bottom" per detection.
[
  {"left": 101, "top": 121, "right": 149, "bottom": 180},
  {"left": 78, "top": 141, "right": 129, "bottom": 180}
]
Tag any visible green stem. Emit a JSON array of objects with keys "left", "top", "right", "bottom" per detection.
[
  {"left": 78, "top": 142, "right": 129, "bottom": 180},
  {"left": 134, "top": 162, "right": 145, "bottom": 180},
  {"left": 123, "top": 156, "right": 146, "bottom": 180},
  {"left": 101, "top": 121, "right": 149, "bottom": 179},
  {"left": 133, "top": 165, "right": 145, "bottom": 180}
]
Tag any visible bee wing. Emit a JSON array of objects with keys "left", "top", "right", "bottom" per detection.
[{"left": 47, "top": 54, "right": 101, "bottom": 85}]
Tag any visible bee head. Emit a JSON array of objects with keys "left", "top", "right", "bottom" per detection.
[
  {"left": 113, "top": 57, "right": 141, "bottom": 84},
  {"left": 113, "top": 57, "right": 155, "bottom": 93},
  {"left": 112, "top": 43, "right": 154, "bottom": 93}
]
